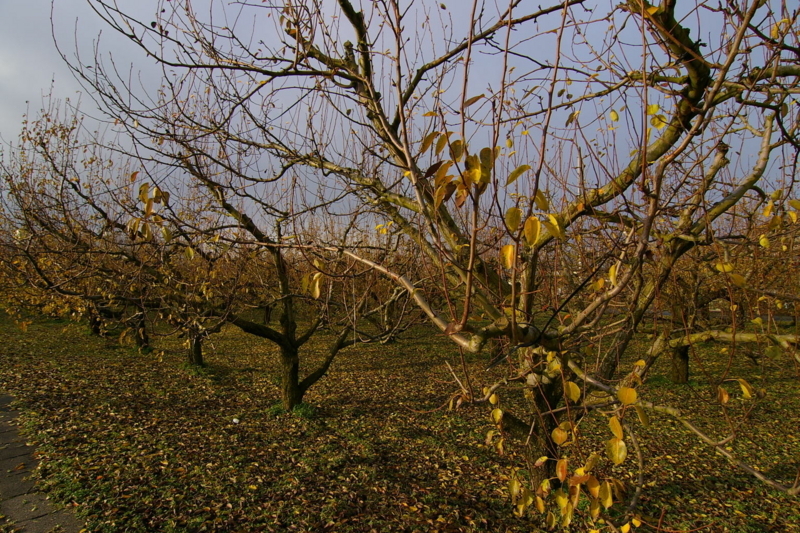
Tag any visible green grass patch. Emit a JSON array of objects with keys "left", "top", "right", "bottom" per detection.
[{"left": 0, "top": 314, "right": 798, "bottom": 532}]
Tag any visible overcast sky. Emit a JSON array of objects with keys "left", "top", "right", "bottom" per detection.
[
  {"left": 0, "top": 0, "right": 165, "bottom": 146},
  {"left": 0, "top": 0, "right": 497, "bottom": 146},
  {"left": 1, "top": 1, "right": 88, "bottom": 142}
]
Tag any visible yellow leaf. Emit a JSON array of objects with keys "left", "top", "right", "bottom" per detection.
[
  {"left": 310, "top": 273, "right": 322, "bottom": 299},
  {"left": 609, "top": 415, "right": 624, "bottom": 440},
  {"left": 463, "top": 94, "right": 485, "bottom": 107},
  {"left": 789, "top": 211, "right": 797, "bottom": 224},
  {"left": 565, "top": 110, "right": 579, "bottom": 127},
  {"left": 788, "top": 199, "right": 800, "bottom": 210},
  {"left": 772, "top": 18, "right": 790, "bottom": 39},
  {"left": 737, "top": 379, "right": 754, "bottom": 399},
  {"left": 535, "top": 496, "right": 545, "bottom": 514},
  {"left": 434, "top": 161, "right": 454, "bottom": 186},
  {"left": 729, "top": 273, "right": 746, "bottom": 288},
  {"left": 590, "top": 498, "right": 601, "bottom": 519},
  {"left": 534, "top": 190, "right": 549, "bottom": 211},
  {"left": 769, "top": 214, "right": 782, "bottom": 230},
  {"left": 632, "top": 517, "right": 642, "bottom": 527},
  {"left": 751, "top": 317, "right": 763, "bottom": 326},
  {"left": 599, "top": 481, "right": 613, "bottom": 509},
  {"left": 634, "top": 405, "right": 650, "bottom": 427},
  {"left": 763, "top": 201, "right": 774, "bottom": 218},
  {"left": 610, "top": 109, "right": 619, "bottom": 122},
  {"left": 586, "top": 475, "right": 600, "bottom": 498},
  {"left": 423, "top": 110, "right": 438, "bottom": 117},
  {"left": 491, "top": 408, "right": 504, "bottom": 424},
  {"left": 489, "top": 393, "right": 499, "bottom": 405},
  {"left": 524, "top": 217, "right": 541, "bottom": 246},
  {"left": 546, "top": 511, "right": 556, "bottom": 529},
  {"left": 759, "top": 234, "right": 770, "bottom": 248},
  {"left": 606, "top": 437, "right": 627, "bottom": 465},
  {"left": 646, "top": 103, "right": 660, "bottom": 115},
  {"left": 506, "top": 164, "right": 531, "bottom": 186},
  {"left": 420, "top": 131, "right": 439, "bottom": 152},
  {"left": 450, "top": 139, "right": 465, "bottom": 161},
  {"left": 554, "top": 488, "right": 568, "bottom": 509},
  {"left": 633, "top": 359, "right": 646, "bottom": 368},
  {"left": 505, "top": 207, "right": 522, "bottom": 232},
  {"left": 565, "top": 381, "right": 581, "bottom": 402},
  {"left": 584, "top": 452, "right": 600, "bottom": 472},
  {"left": 551, "top": 427, "right": 569, "bottom": 446},
  {"left": 717, "top": 386, "right": 729, "bottom": 404},
  {"left": 592, "top": 278, "right": 605, "bottom": 292},
  {"left": 480, "top": 146, "right": 497, "bottom": 171},
  {"left": 560, "top": 502, "right": 573, "bottom": 527},
  {"left": 463, "top": 167, "right": 481, "bottom": 187},
  {"left": 715, "top": 262, "right": 734, "bottom": 273},
  {"left": 650, "top": 114, "right": 668, "bottom": 130},
  {"left": 130, "top": 171, "right": 139, "bottom": 182},
  {"left": 646, "top": 5, "right": 659, "bottom": 14},
  {"left": 621, "top": 523, "right": 631, "bottom": 533},
  {"left": 544, "top": 214, "right": 566, "bottom": 241},
  {"left": 509, "top": 476, "right": 521, "bottom": 499},
  {"left": 435, "top": 132, "right": 452, "bottom": 156},
  {"left": 617, "top": 386, "right": 637, "bottom": 405},
  {"left": 609, "top": 263, "right": 618, "bottom": 287},
  {"left": 500, "top": 244, "right": 516, "bottom": 269},
  {"left": 506, "top": 138, "right": 513, "bottom": 148},
  {"left": 556, "top": 458, "right": 568, "bottom": 482}
]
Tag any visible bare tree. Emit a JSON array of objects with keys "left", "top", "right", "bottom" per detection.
[
  {"left": 1, "top": 97, "right": 420, "bottom": 408},
  {"left": 44, "top": 0, "right": 800, "bottom": 524}
]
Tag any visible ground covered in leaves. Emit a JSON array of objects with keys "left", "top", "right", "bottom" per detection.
[{"left": 0, "top": 314, "right": 798, "bottom": 532}]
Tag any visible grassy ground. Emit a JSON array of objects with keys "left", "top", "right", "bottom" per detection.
[{"left": 0, "top": 314, "right": 798, "bottom": 532}]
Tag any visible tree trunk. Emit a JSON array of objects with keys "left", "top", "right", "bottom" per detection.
[
  {"left": 131, "top": 313, "right": 150, "bottom": 349},
  {"left": 528, "top": 422, "right": 558, "bottom": 493},
  {"left": 188, "top": 333, "right": 205, "bottom": 366},
  {"left": 670, "top": 345, "right": 690, "bottom": 384},
  {"left": 280, "top": 346, "right": 303, "bottom": 410},
  {"left": 504, "top": 383, "right": 561, "bottom": 492},
  {"left": 87, "top": 308, "right": 103, "bottom": 336}
]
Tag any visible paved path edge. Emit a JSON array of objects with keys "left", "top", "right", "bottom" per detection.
[{"left": 0, "top": 394, "right": 86, "bottom": 533}]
